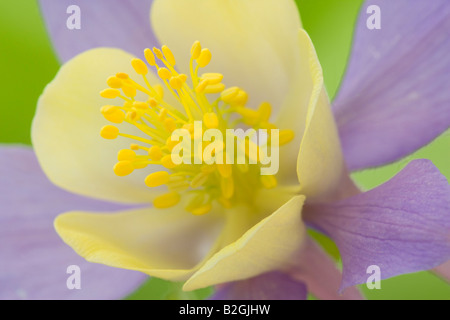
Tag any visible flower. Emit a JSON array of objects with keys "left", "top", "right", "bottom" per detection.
[{"left": 2, "top": 0, "right": 450, "bottom": 300}]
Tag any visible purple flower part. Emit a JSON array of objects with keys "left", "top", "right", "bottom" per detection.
[
  {"left": 211, "top": 271, "right": 307, "bottom": 300},
  {"left": 288, "top": 238, "right": 364, "bottom": 300},
  {"left": 333, "top": 0, "right": 450, "bottom": 171},
  {"left": 433, "top": 260, "right": 450, "bottom": 283},
  {"left": 304, "top": 159, "right": 450, "bottom": 291},
  {"left": 39, "top": 0, "right": 158, "bottom": 62},
  {"left": 0, "top": 146, "right": 146, "bottom": 300}
]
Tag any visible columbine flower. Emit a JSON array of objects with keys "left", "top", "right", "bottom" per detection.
[{"left": 2, "top": 0, "right": 449, "bottom": 300}]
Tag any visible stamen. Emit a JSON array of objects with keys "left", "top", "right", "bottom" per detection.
[
  {"left": 191, "top": 41, "right": 202, "bottom": 60},
  {"left": 148, "top": 146, "right": 163, "bottom": 161},
  {"left": 145, "top": 171, "right": 170, "bottom": 188},
  {"left": 203, "top": 113, "right": 219, "bottom": 129},
  {"left": 100, "top": 89, "right": 121, "bottom": 99},
  {"left": 153, "top": 192, "right": 181, "bottom": 209},
  {"left": 162, "top": 45, "right": 176, "bottom": 66},
  {"left": 99, "top": 42, "right": 296, "bottom": 214},
  {"left": 107, "top": 76, "right": 123, "bottom": 89},
  {"left": 114, "top": 161, "right": 134, "bottom": 176},
  {"left": 100, "top": 125, "right": 119, "bottom": 139},
  {"left": 196, "top": 49, "right": 212, "bottom": 68},
  {"left": 131, "top": 59, "right": 147, "bottom": 76},
  {"left": 118, "top": 149, "right": 136, "bottom": 161}
]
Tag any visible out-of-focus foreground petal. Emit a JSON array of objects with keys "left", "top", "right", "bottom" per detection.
[
  {"left": 184, "top": 196, "right": 307, "bottom": 291},
  {"left": 333, "top": 0, "right": 450, "bottom": 171},
  {"left": 288, "top": 238, "right": 364, "bottom": 300},
  {"left": 0, "top": 146, "right": 146, "bottom": 300},
  {"left": 295, "top": 30, "right": 355, "bottom": 201},
  {"left": 433, "top": 260, "right": 450, "bottom": 283},
  {"left": 211, "top": 271, "right": 307, "bottom": 300},
  {"left": 305, "top": 159, "right": 450, "bottom": 291},
  {"left": 39, "top": 0, "right": 158, "bottom": 62},
  {"left": 55, "top": 204, "right": 224, "bottom": 283}
]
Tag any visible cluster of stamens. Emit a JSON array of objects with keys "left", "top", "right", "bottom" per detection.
[{"left": 99, "top": 42, "right": 294, "bottom": 215}]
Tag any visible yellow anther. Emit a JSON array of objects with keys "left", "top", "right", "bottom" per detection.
[
  {"left": 100, "top": 89, "right": 120, "bottom": 99},
  {"left": 122, "top": 85, "right": 137, "bottom": 98},
  {"left": 133, "top": 101, "right": 148, "bottom": 110},
  {"left": 117, "top": 149, "right": 136, "bottom": 161},
  {"left": 191, "top": 172, "right": 209, "bottom": 188},
  {"left": 100, "top": 125, "right": 119, "bottom": 139},
  {"left": 168, "top": 181, "right": 190, "bottom": 193},
  {"left": 114, "top": 161, "right": 134, "bottom": 176},
  {"left": 148, "top": 98, "right": 158, "bottom": 108},
  {"left": 130, "top": 144, "right": 140, "bottom": 151},
  {"left": 134, "top": 162, "right": 148, "bottom": 170},
  {"left": 144, "top": 48, "right": 156, "bottom": 66},
  {"left": 261, "top": 175, "right": 278, "bottom": 189},
  {"left": 279, "top": 129, "right": 295, "bottom": 146},
  {"left": 100, "top": 105, "right": 116, "bottom": 115},
  {"left": 153, "top": 192, "right": 181, "bottom": 209},
  {"left": 182, "top": 123, "right": 195, "bottom": 135},
  {"left": 204, "top": 83, "right": 226, "bottom": 94},
  {"left": 217, "top": 197, "right": 232, "bottom": 209},
  {"left": 169, "top": 76, "right": 183, "bottom": 90},
  {"left": 166, "top": 137, "right": 179, "bottom": 151},
  {"left": 195, "top": 79, "right": 210, "bottom": 93},
  {"left": 101, "top": 106, "right": 124, "bottom": 124},
  {"left": 238, "top": 107, "right": 259, "bottom": 125},
  {"left": 196, "top": 48, "right": 212, "bottom": 68},
  {"left": 158, "top": 108, "right": 168, "bottom": 122},
  {"left": 158, "top": 68, "right": 172, "bottom": 80},
  {"left": 124, "top": 101, "right": 134, "bottom": 108},
  {"left": 100, "top": 41, "right": 298, "bottom": 215},
  {"left": 186, "top": 193, "right": 205, "bottom": 211},
  {"left": 116, "top": 72, "right": 129, "bottom": 80},
  {"left": 200, "top": 73, "right": 224, "bottom": 85},
  {"left": 154, "top": 84, "right": 164, "bottom": 99},
  {"left": 153, "top": 47, "right": 164, "bottom": 60},
  {"left": 221, "top": 87, "right": 240, "bottom": 103},
  {"left": 191, "top": 41, "right": 202, "bottom": 60},
  {"left": 234, "top": 90, "right": 249, "bottom": 105},
  {"left": 161, "top": 155, "right": 177, "bottom": 169},
  {"left": 221, "top": 177, "right": 234, "bottom": 199},
  {"left": 126, "top": 110, "right": 139, "bottom": 122},
  {"left": 189, "top": 203, "right": 212, "bottom": 216},
  {"left": 131, "top": 58, "right": 148, "bottom": 75},
  {"left": 178, "top": 74, "right": 188, "bottom": 83},
  {"left": 107, "top": 76, "right": 123, "bottom": 89},
  {"left": 164, "top": 118, "right": 177, "bottom": 133},
  {"left": 203, "top": 112, "right": 219, "bottom": 129},
  {"left": 217, "top": 163, "right": 232, "bottom": 178},
  {"left": 148, "top": 145, "right": 163, "bottom": 161},
  {"left": 162, "top": 45, "right": 176, "bottom": 66},
  {"left": 145, "top": 171, "right": 170, "bottom": 188},
  {"left": 258, "top": 102, "right": 272, "bottom": 122}
]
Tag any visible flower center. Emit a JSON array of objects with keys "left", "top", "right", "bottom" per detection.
[{"left": 99, "top": 42, "right": 294, "bottom": 215}]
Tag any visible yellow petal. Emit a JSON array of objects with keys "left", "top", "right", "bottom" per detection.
[
  {"left": 32, "top": 48, "right": 169, "bottom": 204},
  {"left": 183, "top": 195, "right": 306, "bottom": 290},
  {"left": 271, "top": 30, "right": 316, "bottom": 187},
  {"left": 294, "top": 30, "right": 350, "bottom": 201},
  {"left": 151, "top": 0, "right": 302, "bottom": 109},
  {"left": 54, "top": 205, "right": 225, "bottom": 281}
]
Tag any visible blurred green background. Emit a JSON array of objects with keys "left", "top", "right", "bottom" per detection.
[{"left": 0, "top": 0, "right": 448, "bottom": 300}]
